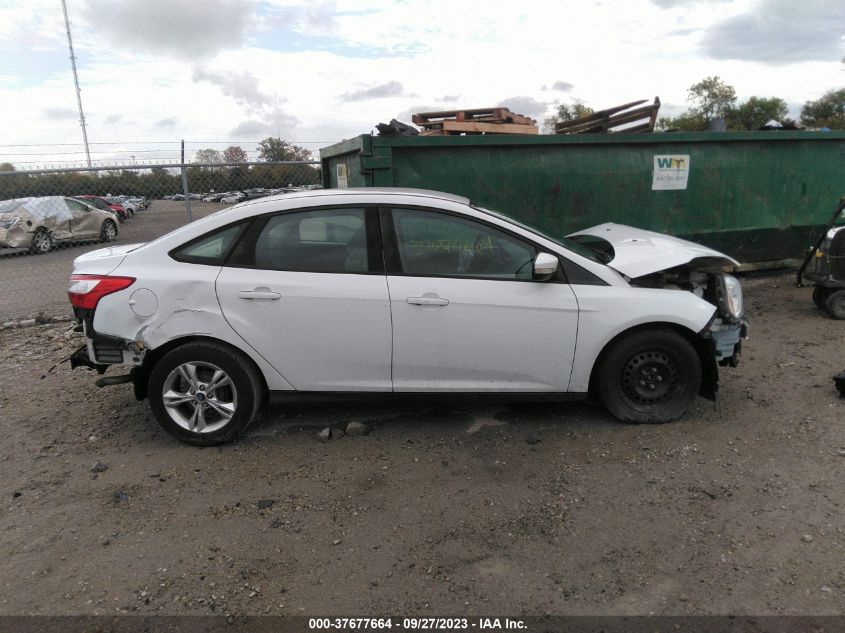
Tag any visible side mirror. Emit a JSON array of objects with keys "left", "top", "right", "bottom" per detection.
[{"left": 533, "top": 252, "right": 559, "bottom": 281}]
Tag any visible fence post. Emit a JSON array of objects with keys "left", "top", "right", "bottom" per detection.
[{"left": 180, "top": 139, "right": 193, "bottom": 223}]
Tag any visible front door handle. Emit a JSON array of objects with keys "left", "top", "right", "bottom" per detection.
[
  {"left": 407, "top": 296, "right": 449, "bottom": 306},
  {"left": 238, "top": 289, "right": 281, "bottom": 300}
]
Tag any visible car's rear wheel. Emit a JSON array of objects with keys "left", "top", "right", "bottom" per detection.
[
  {"left": 29, "top": 228, "right": 52, "bottom": 254},
  {"left": 595, "top": 329, "right": 701, "bottom": 423},
  {"left": 100, "top": 219, "right": 117, "bottom": 242},
  {"left": 148, "top": 342, "right": 265, "bottom": 445}
]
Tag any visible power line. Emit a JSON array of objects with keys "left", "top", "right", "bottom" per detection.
[{"left": 0, "top": 140, "right": 335, "bottom": 148}]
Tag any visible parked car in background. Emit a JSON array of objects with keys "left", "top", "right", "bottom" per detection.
[
  {"left": 116, "top": 197, "right": 140, "bottom": 215},
  {"left": 0, "top": 196, "right": 118, "bottom": 254},
  {"left": 68, "top": 188, "right": 747, "bottom": 445},
  {"left": 75, "top": 195, "right": 129, "bottom": 222},
  {"left": 220, "top": 192, "right": 246, "bottom": 204}
]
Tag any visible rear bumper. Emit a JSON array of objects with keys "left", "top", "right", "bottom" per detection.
[
  {"left": 72, "top": 307, "right": 139, "bottom": 365},
  {"left": 0, "top": 227, "right": 33, "bottom": 249}
]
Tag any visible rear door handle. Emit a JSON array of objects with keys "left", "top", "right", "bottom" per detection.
[
  {"left": 407, "top": 296, "right": 449, "bottom": 306},
  {"left": 238, "top": 290, "right": 281, "bottom": 300}
]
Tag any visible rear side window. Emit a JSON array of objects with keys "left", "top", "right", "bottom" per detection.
[
  {"left": 172, "top": 223, "right": 245, "bottom": 265},
  {"left": 252, "top": 208, "right": 368, "bottom": 273}
]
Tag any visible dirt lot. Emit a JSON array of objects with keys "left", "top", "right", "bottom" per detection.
[
  {"left": 0, "top": 274, "right": 843, "bottom": 616},
  {"left": 0, "top": 201, "right": 226, "bottom": 322}
]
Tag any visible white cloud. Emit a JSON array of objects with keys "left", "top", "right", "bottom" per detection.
[
  {"left": 0, "top": 0, "right": 843, "bottom": 166},
  {"left": 82, "top": 0, "right": 255, "bottom": 59}
]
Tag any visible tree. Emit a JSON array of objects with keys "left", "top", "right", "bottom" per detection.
[
  {"left": 656, "top": 110, "right": 708, "bottom": 132},
  {"left": 726, "top": 96, "right": 789, "bottom": 130},
  {"left": 194, "top": 148, "right": 222, "bottom": 164},
  {"left": 658, "top": 76, "right": 744, "bottom": 131},
  {"left": 223, "top": 145, "right": 248, "bottom": 163},
  {"left": 687, "top": 76, "right": 737, "bottom": 121},
  {"left": 0, "top": 162, "right": 15, "bottom": 172},
  {"left": 543, "top": 100, "right": 594, "bottom": 132},
  {"left": 256, "top": 137, "right": 312, "bottom": 162},
  {"left": 801, "top": 88, "right": 845, "bottom": 129}
]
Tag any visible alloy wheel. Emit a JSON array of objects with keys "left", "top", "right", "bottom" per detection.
[{"left": 161, "top": 361, "right": 238, "bottom": 433}]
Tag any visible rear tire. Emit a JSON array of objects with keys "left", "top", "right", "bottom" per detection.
[
  {"left": 148, "top": 342, "right": 265, "bottom": 446},
  {"left": 29, "top": 228, "right": 52, "bottom": 254},
  {"left": 595, "top": 329, "right": 702, "bottom": 424},
  {"left": 825, "top": 289, "right": 845, "bottom": 320},
  {"left": 813, "top": 286, "right": 830, "bottom": 310}
]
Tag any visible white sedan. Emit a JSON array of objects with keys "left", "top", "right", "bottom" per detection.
[{"left": 68, "top": 188, "right": 747, "bottom": 445}]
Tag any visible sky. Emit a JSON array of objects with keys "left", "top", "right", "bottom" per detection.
[{"left": 0, "top": 0, "right": 843, "bottom": 167}]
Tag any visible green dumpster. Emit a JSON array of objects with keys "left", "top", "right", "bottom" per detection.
[{"left": 320, "top": 131, "right": 845, "bottom": 263}]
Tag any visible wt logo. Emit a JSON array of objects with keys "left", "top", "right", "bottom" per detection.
[
  {"left": 652, "top": 154, "right": 691, "bottom": 190},
  {"left": 656, "top": 157, "right": 686, "bottom": 170}
]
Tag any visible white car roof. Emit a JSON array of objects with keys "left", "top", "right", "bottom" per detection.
[{"left": 237, "top": 187, "right": 470, "bottom": 209}]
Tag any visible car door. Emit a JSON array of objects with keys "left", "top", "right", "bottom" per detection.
[
  {"left": 382, "top": 206, "right": 580, "bottom": 392},
  {"left": 66, "top": 198, "right": 100, "bottom": 239},
  {"left": 215, "top": 206, "right": 393, "bottom": 391}
]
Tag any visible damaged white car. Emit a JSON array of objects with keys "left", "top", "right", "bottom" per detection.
[{"left": 68, "top": 188, "right": 747, "bottom": 445}]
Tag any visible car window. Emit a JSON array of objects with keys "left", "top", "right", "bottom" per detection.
[
  {"left": 390, "top": 208, "right": 537, "bottom": 280},
  {"left": 172, "top": 224, "right": 245, "bottom": 265},
  {"left": 66, "top": 199, "right": 90, "bottom": 213},
  {"left": 253, "top": 208, "right": 368, "bottom": 273}
]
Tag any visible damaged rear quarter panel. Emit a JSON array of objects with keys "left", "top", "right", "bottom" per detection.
[{"left": 91, "top": 261, "right": 294, "bottom": 391}]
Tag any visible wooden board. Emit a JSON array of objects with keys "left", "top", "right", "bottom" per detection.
[
  {"left": 413, "top": 107, "right": 536, "bottom": 127},
  {"left": 439, "top": 121, "right": 539, "bottom": 135},
  {"left": 555, "top": 97, "right": 660, "bottom": 135}
]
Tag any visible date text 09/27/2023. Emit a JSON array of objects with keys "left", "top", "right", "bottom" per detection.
[{"left": 307, "top": 618, "right": 527, "bottom": 631}]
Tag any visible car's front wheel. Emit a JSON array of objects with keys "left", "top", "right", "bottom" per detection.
[
  {"left": 148, "top": 342, "right": 265, "bottom": 445},
  {"left": 100, "top": 219, "right": 117, "bottom": 243},
  {"left": 595, "top": 328, "right": 701, "bottom": 424},
  {"left": 29, "top": 228, "right": 52, "bottom": 254}
]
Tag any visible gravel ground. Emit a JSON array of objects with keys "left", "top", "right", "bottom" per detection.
[
  {"left": 0, "top": 273, "right": 843, "bottom": 616},
  {"left": 0, "top": 201, "right": 226, "bottom": 322}
]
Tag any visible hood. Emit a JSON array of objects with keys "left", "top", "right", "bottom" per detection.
[
  {"left": 72, "top": 243, "right": 144, "bottom": 275},
  {"left": 567, "top": 223, "right": 739, "bottom": 278}
]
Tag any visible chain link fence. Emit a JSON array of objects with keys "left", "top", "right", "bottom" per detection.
[{"left": 0, "top": 160, "right": 321, "bottom": 322}]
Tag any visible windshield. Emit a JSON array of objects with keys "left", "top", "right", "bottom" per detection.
[{"left": 474, "top": 204, "right": 606, "bottom": 264}]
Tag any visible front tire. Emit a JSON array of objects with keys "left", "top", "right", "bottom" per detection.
[
  {"left": 595, "top": 329, "right": 702, "bottom": 424},
  {"left": 100, "top": 219, "right": 117, "bottom": 243},
  {"left": 148, "top": 342, "right": 265, "bottom": 445}
]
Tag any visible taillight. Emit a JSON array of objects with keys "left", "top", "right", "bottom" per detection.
[{"left": 68, "top": 275, "right": 135, "bottom": 310}]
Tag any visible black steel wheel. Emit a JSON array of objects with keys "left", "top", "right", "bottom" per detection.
[{"left": 595, "top": 329, "right": 701, "bottom": 423}]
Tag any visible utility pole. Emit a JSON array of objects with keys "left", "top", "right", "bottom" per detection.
[{"left": 60, "top": 0, "right": 92, "bottom": 168}]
